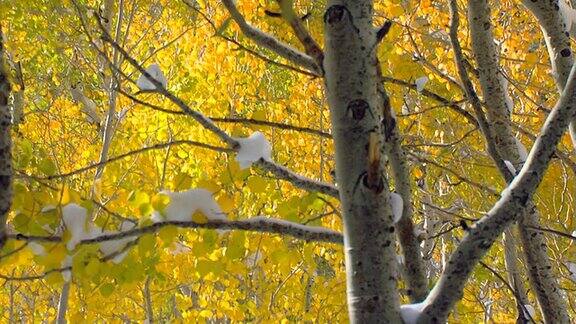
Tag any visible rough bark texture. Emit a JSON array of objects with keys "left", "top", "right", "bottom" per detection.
[
  {"left": 0, "top": 26, "right": 13, "bottom": 250},
  {"left": 467, "top": 1, "right": 569, "bottom": 322},
  {"left": 323, "top": 2, "right": 401, "bottom": 322}
]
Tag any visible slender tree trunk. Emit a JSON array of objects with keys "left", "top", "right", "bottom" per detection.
[
  {"left": 466, "top": 1, "right": 569, "bottom": 321},
  {"left": 0, "top": 25, "right": 13, "bottom": 251},
  {"left": 323, "top": 1, "right": 401, "bottom": 321},
  {"left": 380, "top": 83, "right": 428, "bottom": 302},
  {"left": 56, "top": 281, "right": 70, "bottom": 324}
]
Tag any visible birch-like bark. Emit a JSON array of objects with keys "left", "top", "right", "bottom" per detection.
[
  {"left": 522, "top": 0, "right": 576, "bottom": 150},
  {"left": 323, "top": 2, "right": 401, "bottom": 321},
  {"left": 503, "top": 229, "right": 530, "bottom": 323},
  {"left": 221, "top": 0, "right": 321, "bottom": 75},
  {"left": 467, "top": 1, "right": 568, "bottom": 322},
  {"left": 0, "top": 26, "right": 12, "bottom": 250},
  {"left": 417, "top": 62, "right": 576, "bottom": 323},
  {"left": 380, "top": 88, "right": 428, "bottom": 301}
]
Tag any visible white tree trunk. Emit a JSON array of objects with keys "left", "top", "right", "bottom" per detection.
[{"left": 323, "top": 2, "right": 401, "bottom": 321}]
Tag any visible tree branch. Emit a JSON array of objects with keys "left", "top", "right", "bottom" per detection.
[
  {"left": 9, "top": 217, "right": 343, "bottom": 245},
  {"left": 220, "top": 0, "right": 321, "bottom": 74}
]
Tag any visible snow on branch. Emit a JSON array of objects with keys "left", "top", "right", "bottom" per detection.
[
  {"left": 91, "top": 13, "right": 339, "bottom": 199},
  {"left": 417, "top": 60, "right": 576, "bottom": 322},
  {"left": 235, "top": 132, "right": 273, "bottom": 169},
  {"left": 136, "top": 63, "right": 167, "bottom": 91},
  {"left": 221, "top": 0, "right": 321, "bottom": 75},
  {"left": 9, "top": 215, "right": 343, "bottom": 246}
]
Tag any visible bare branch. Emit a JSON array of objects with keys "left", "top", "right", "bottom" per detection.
[
  {"left": 256, "top": 159, "right": 339, "bottom": 198},
  {"left": 17, "top": 140, "right": 232, "bottom": 181}
]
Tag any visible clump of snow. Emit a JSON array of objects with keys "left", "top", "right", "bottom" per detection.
[
  {"left": 62, "top": 204, "right": 94, "bottom": 251},
  {"left": 400, "top": 302, "right": 426, "bottom": 324},
  {"left": 99, "top": 221, "right": 136, "bottom": 263},
  {"left": 151, "top": 211, "right": 164, "bottom": 223},
  {"left": 415, "top": 76, "right": 428, "bottom": 93},
  {"left": 568, "top": 262, "right": 576, "bottom": 282},
  {"left": 504, "top": 160, "right": 516, "bottom": 175},
  {"left": 234, "top": 131, "right": 272, "bottom": 169},
  {"left": 390, "top": 192, "right": 404, "bottom": 223},
  {"left": 245, "top": 251, "right": 262, "bottom": 266},
  {"left": 523, "top": 304, "right": 536, "bottom": 319},
  {"left": 498, "top": 72, "right": 514, "bottom": 115},
  {"left": 161, "top": 189, "right": 226, "bottom": 221},
  {"left": 28, "top": 242, "right": 46, "bottom": 256},
  {"left": 136, "top": 63, "right": 167, "bottom": 91},
  {"left": 515, "top": 138, "right": 528, "bottom": 162}
]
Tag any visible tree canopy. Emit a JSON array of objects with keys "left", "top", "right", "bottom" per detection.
[{"left": 1, "top": 0, "right": 576, "bottom": 322}]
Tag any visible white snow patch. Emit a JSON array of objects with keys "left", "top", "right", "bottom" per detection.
[
  {"left": 28, "top": 242, "right": 46, "bottom": 256},
  {"left": 170, "top": 242, "right": 192, "bottom": 255},
  {"left": 400, "top": 302, "right": 427, "bottom": 324},
  {"left": 390, "top": 192, "right": 404, "bottom": 224},
  {"left": 235, "top": 131, "right": 272, "bottom": 169},
  {"left": 515, "top": 138, "right": 528, "bottom": 162},
  {"left": 523, "top": 304, "right": 536, "bottom": 319},
  {"left": 62, "top": 204, "right": 94, "bottom": 251},
  {"left": 99, "top": 221, "right": 137, "bottom": 263},
  {"left": 245, "top": 251, "right": 262, "bottom": 266},
  {"left": 504, "top": 160, "right": 516, "bottom": 175},
  {"left": 136, "top": 63, "right": 167, "bottom": 91},
  {"left": 568, "top": 262, "right": 576, "bottom": 282},
  {"left": 498, "top": 72, "right": 514, "bottom": 115},
  {"left": 151, "top": 211, "right": 164, "bottom": 223},
  {"left": 161, "top": 189, "right": 226, "bottom": 221},
  {"left": 415, "top": 76, "right": 428, "bottom": 93}
]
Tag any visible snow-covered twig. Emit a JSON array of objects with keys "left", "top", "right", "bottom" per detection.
[
  {"left": 418, "top": 60, "right": 576, "bottom": 323},
  {"left": 10, "top": 217, "right": 343, "bottom": 245},
  {"left": 96, "top": 29, "right": 337, "bottom": 198},
  {"left": 185, "top": 3, "right": 318, "bottom": 77},
  {"left": 221, "top": 0, "right": 321, "bottom": 75}
]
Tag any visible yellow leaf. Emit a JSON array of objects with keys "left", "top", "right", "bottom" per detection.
[
  {"left": 197, "top": 179, "right": 219, "bottom": 193},
  {"left": 217, "top": 195, "right": 235, "bottom": 213},
  {"left": 191, "top": 211, "right": 209, "bottom": 224},
  {"left": 247, "top": 177, "right": 267, "bottom": 193}
]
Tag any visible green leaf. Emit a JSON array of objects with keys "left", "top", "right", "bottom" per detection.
[
  {"left": 215, "top": 17, "right": 232, "bottom": 36},
  {"left": 99, "top": 283, "right": 115, "bottom": 297}
]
